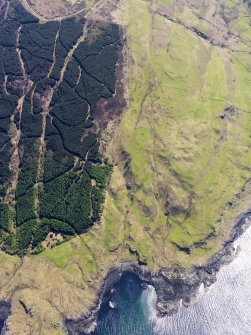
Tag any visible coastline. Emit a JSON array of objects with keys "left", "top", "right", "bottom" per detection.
[
  {"left": 0, "top": 301, "right": 11, "bottom": 335},
  {"left": 64, "top": 209, "right": 251, "bottom": 334}
]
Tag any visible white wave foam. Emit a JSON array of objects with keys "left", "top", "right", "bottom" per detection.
[{"left": 141, "top": 285, "right": 170, "bottom": 334}]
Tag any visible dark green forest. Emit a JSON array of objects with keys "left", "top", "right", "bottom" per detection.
[{"left": 0, "top": 1, "right": 120, "bottom": 255}]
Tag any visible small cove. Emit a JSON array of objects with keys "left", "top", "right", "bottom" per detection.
[{"left": 93, "top": 224, "right": 251, "bottom": 335}]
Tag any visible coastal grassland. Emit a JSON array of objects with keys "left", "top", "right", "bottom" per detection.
[{"left": 108, "top": 0, "right": 251, "bottom": 268}]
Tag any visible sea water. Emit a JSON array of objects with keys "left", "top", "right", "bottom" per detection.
[
  {"left": 0, "top": 321, "right": 4, "bottom": 335},
  {"left": 94, "top": 224, "right": 251, "bottom": 335}
]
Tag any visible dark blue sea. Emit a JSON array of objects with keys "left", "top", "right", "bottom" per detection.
[
  {"left": 0, "top": 300, "right": 11, "bottom": 335},
  {"left": 94, "top": 223, "right": 251, "bottom": 335},
  {"left": 0, "top": 321, "right": 4, "bottom": 334}
]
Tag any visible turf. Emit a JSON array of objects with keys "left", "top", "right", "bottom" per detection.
[{"left": 106, "top": 0, "right": 251, "bottom": 266}]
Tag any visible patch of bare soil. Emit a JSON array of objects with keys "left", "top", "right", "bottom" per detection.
[
  {"left": 26, "top": 0, "right": 87, "bottom": 20},
  {"left": 91, "top": 0, "right": 120, "bottom": 22},
  {"left": 44, "top": 232, "right": 63, "bottom": 248},
  {"left": 95, "top": 31, "right": 127, "bottom": 157}
]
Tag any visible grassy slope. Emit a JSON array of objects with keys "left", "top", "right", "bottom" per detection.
[
  {"left": 108, "top": 0, "right": 251, "bottom": 267},
  {"left": 1, "top": 0, "right": 251, "bottom": 334}
]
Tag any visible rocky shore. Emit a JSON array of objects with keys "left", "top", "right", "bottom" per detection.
[
  {"left": 0, "top": 301, "right": 11, "bottom": 335},
  {"left": 64, "top": 211, "right": 251, "bottom": 334}
]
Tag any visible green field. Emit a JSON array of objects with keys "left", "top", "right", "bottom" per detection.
[{"left": 107, "top": 0, "right": 251, "bottom": 267}]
